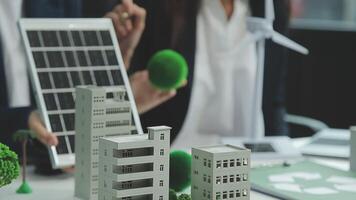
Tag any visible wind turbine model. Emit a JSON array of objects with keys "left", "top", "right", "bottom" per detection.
[
  {"left": 247, "top": 0, "right": 309, "bottom": 139},
  {"left": 222, "top": 0, "right": 308, "bottom": 160}
]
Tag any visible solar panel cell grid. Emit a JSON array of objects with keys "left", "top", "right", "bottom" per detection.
[
  {"left": 57, "top": 92, "right": 75, "bottom": 110},
  {"left": 83, "top": 31, "right": 99, "bottom": 46},
  {"left": 68, "top": 135, "right": 75, "bottom": 153},
  {"left": 42, "top": 31, "right": 59, "bottom": 47},
  {"left": 49, "top": 114, "right": 63, "bottom": 132},
  {"left": 106, "top": 50, "right": 118, "bottom": 65},
  {"left": 71, "top": 31, "right": 83, "bottom": 46},
  {"left": 56, "top": 136, "right": 69, "bottom": 154},
  {"left": 31, "top": 30, "right": 122, "bottom": 141},
  {"left": 100, "top": 30, "right": 112, "bottom": 46},
  {"left": 64, "top": 51, "right": 77, "bottom": 67},
  {"left": 63, "top": 113, "right": 75, "bottom": 131},
  {"left": 94, "top": 70, "right": 110, "bottom": 86},
  {"left": 47, "top": 51, "right": 65, "bottom": 68},
  {"left": 76, "top": 51, "right": 88, "bottom": 67},
  {"left": 82, "top": 71, "right": 93, "bottom": 85},
  {"left": 32, "top": 52, "right": 46, "bottom": 68},
  {"left": 70, "top": 71, "right": 81, "bottom": 86},
  {"left": 43, "top": 93, "right": 57, "bottom": 111},
  {"left": 27, "top": 31, "right": 41, "bottom": 47},
  {"left": 52, "top": 72, "right": 70, "bottom": 88},
  {"left": 38, "top": 72, "right": 52, "bottom": 89},
  {"left": 111, "top": 70, "right": 124, "bottom": 85},
  {"left": 89, "top": 50, "right": 105, "bottom": 66},
  {"left": 22, "top": 21, "right": 140, "bottom": 168},
  {"left": 59, "top": 31, "right": 71, "bottom": 47}
]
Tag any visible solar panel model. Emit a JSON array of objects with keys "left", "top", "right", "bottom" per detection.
[{"left": 19, "top": 19, "right": 143, "bottom": 168}]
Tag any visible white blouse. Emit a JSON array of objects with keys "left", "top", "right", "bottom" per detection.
[
  {"left": 0, "top": 0, "right": 31, "bottom": 108},
  {"left": 173, "top": 0, "right": 264, "bottom": 149}
]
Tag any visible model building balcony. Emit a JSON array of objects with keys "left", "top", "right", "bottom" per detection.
[
  {"left": 113, "top": 147, "right": 154, "bottom": 158},
  {"left": 113, "top": 163, "right": 154, "bottom": 174},
  {"left": 110, "top": 187, "right": 154, "bottom": 199},
  {"left": 112, "top": 178, "right": 153, "bottom": 190}
]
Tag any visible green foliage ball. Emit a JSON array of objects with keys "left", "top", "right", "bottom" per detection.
[
  {"left": 148, "top": 49, "right": 188, "bottom": 91},
  {"left": 178, "top": 194, "right": 191, "bottom": 200},
  {"left": 169, "top": 150, "right": 192, "bottom": 192},
  {"left": 0, "top": 143, "right": 20, "bottom": 188},
  {"left": 169, "top": 189, "right": 178, "bottom": 200}
]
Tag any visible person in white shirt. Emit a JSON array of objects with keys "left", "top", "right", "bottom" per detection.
[
  {"left": 174, "top": 0, "right": 263, "bottom": 148},
  {"left": 112, "top": 0, "right": 291, "bottom": 148}
]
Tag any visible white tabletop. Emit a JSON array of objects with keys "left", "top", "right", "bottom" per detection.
[{"left": 0, "top": 138, "right": 350, "bottom": 200}]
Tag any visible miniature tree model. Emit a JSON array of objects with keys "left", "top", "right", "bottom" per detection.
[
  {"left": 13, "top": 129, "right": 35, "bottom": 194},
  {"left": 0, "top": 143, "right": 20, "bottom": 188}
]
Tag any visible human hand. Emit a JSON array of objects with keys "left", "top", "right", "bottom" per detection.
[
  {"left": 130, "top": 70, "right": 187, "bottom": 114},
  {"left": 28, "top": 111, "right": 58, "bottom": 146},
  {"left": 28, "top": 112, "right": 76, "bottom": 173},
  {"left": 105, "top": 0, "right": 146, "bottom": 68}
]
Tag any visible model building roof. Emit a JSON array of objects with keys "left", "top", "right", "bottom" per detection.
[
  {"left": 104, "top": 134, "right": 148, "bottom": 143},
  {"left": 196, "top": 145, "right": 248, "bottom": 154}
]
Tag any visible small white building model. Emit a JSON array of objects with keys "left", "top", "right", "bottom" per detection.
[
  {"left": 75, "top": 86, "right": 133, "bottom": 200},
  {"left": 191, "top": 145, "right": 251, "bottom": 200},
  {"left": 98, "top": 126, "right": 171, "bottom": 200},
  {"left": 351, "top": 126, "right": 356, "bottom": 172}
]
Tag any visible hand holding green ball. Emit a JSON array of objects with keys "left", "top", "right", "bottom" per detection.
[{"left": 148, "top": 50, "right": 188, "bottom": 91}]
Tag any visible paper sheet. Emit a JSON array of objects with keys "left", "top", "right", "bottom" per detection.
[
  {"left": 269, "top": 175, "right": 295, "bottom": 183},
  {"left": 326, "top": 176, "right": 356, "bottom": 184},
  {"left": 291, "top": 172, "right": 322, "bottom": 181},
  {"left": 273, "top": 183, "right": 302, "bottom": 193},
  {"left": 334, "top": 184, "right": 356, "bottom": 193},
  {"left": 304, "top": 187, "right": 338, "bottom": 195},
  {"left": 269, "top": 172, "right": 322, "bottom": 183}
]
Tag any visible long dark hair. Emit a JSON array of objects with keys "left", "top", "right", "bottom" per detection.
[{"left": 164, "top": 0, "right": 201, "bottom": 49}]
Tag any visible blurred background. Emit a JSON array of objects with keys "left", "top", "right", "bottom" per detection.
[
  {"left": 287, "top": 0, "right": 356, "bottom": 137},
  {"left": 2, "top": 0, "right": 356, "bottom": 158}
]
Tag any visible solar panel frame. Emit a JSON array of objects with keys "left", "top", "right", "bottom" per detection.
[{"left": 19, "top": 18, "right": 143, "bottom": 168}]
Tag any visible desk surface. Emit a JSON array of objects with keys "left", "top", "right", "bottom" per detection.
[{"left": 0, "top": 138, "right": 350, "bottom": 200}]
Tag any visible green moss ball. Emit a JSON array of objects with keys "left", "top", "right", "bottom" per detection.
[
  {"left": 169, "top": 150, "right": 192, "bottom": 192},
  {"left": 148, "top": 49, "right": 188, "bottom": 91}
]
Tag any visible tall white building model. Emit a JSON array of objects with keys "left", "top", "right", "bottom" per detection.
[
  {"left": 351, "top": 126, "right": 356, "bottom": 172},
  {"left": 191, "top": 145, "right": 251, "bottom": 200},
  {"left": 98, "top": 126, "right": 171, "bottom": 200},
  {"left": 75, "top": 86, "right": 133, "bottom": 200}
]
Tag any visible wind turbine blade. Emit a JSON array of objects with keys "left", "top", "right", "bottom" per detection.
[
  {"left": 266, "top": 0, "right": 275, "bottom": 22},
  {"left": 271, "top": 31, "right": 309, "bottom": 55}
]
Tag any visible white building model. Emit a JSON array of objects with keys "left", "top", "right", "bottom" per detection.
[
  {"left": 75, "top": 86, "right": 133, "bottom": 200},
  {"left": 191, "top": 145, "right": 251, "bottom": 200},
  {"left": 98, "top": 126, "right": 171, "bottom": 200}
]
